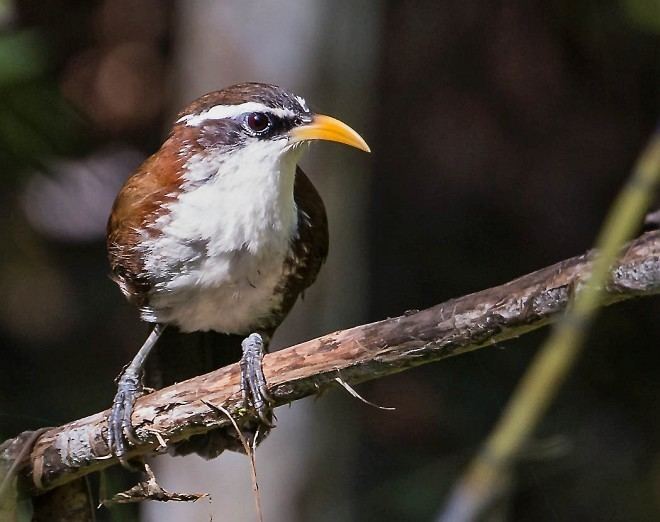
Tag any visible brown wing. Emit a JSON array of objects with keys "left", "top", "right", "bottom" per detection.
[
  {"left": 106, "top": 133, "right": 189, "bottom": 306},
  {"left": 271, "top": 167, "right": 329, "bottom": 325},
  {"left": 293, "top": 167, "right": 329, "bottom": 290}
]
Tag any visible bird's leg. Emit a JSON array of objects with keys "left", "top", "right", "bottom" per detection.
[
  {"left": 108, "top": 323, "right": 165, "bottom": 467},
  {"left": 240, "top": 333, "right": 273, "bottom": 426}
]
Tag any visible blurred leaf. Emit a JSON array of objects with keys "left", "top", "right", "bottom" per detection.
[
  {"left": 0, "top": 104, "right": 55, "bottom": 166},
  {"left": 3, "top": 83, "right": 87, "bottom": 152},
  {"left": 0, "top": 31, "right": 47, "bottom": 86},
  {"left": 0, "top": 82, "right": 89, "bottom": 181},
  {"left": 623, "top": 0, "right": 660, "bottom": 33}
]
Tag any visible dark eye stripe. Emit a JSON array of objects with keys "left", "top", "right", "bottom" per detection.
[{"left": 242, "top": 111, "right": 297, "bottom": 138}]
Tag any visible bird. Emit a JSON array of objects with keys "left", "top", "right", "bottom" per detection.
[{"left": 105, "top": 82, "right": 370, "bottom": 465}]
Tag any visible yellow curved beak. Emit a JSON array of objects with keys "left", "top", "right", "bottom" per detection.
[{"left": 290, "top": 114, "right": 370, "bottom": 153}]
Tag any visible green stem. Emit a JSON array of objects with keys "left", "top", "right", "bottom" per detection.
[{"left": 439, "top": 130, "right": 660, "bottom": 521}]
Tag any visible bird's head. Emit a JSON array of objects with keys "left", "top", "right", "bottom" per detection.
[{"left": 172, "top": 82, "right": 370, "bottom": 188}]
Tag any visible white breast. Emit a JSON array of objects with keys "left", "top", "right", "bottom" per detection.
[{"left": 139, "top": 140, "right": 303, "bottom": 334}]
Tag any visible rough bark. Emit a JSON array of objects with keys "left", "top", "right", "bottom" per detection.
[{"left": 2, "top": 230, "right": 659, "bottom": 497}]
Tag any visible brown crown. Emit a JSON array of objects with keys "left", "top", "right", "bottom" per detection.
[{"left": 176, "top": 82, "right": 309, "bottom": 120}]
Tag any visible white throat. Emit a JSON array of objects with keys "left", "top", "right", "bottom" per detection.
[{"left": 174, "top": 140, "right": 302, "bottom": 253}]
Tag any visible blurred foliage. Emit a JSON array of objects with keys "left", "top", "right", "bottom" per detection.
[
  {"left": 0, "top": 30, "right": 86, "bottom": 181},
  {"left": 0, "top": 31, "right": 45, "bottom": 85},
  {"left": 623, "top": 0, "right": 660, "bottom": 33}
]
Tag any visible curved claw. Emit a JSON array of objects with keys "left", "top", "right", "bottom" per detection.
[
  {"left": 107, "top": 369, "right": 143, "bottom": 469},
  {"left": 106, "top": 324, "right": 164, "bottom": 469},
  {"left": 240, "top": 333, "right": 274, "bottom": 427}
]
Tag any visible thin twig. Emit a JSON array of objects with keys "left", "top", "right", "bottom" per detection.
[
  {"left": 202, "top": 400, "right": 263, "bottom": 522},
  {"left": 334, "top": 377, "right": 396, "bottom": 411}
]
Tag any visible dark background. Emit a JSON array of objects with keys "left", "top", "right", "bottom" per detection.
[{"left": 1, "top": 1, "right": 659, "bottom": 521}]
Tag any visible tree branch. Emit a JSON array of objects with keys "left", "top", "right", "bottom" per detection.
[{"left": 2, "top": 230, "right": 659, "bottom": 496}]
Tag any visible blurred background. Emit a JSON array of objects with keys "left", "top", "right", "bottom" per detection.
[{"left": 1, "top": 1, "right": 659, "bottom": 520}]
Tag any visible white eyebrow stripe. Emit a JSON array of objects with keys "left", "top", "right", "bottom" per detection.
[
  {"left": 177, "top": 102, "right": 297, "bottom": 127},
  {"left": 295, "top": 95, "right": 308, "bottom": 112}
]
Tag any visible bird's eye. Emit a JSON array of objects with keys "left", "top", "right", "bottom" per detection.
[{"left": 246, "top": 112, "right": 271, "bottom": 133}]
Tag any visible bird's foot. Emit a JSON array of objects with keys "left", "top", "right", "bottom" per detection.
[
  {"left": 108, "top": 367, "right": 144, "bottom": 469},
  {"left": 240, "top": 333, "right": 273, "bottom": 426}
]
